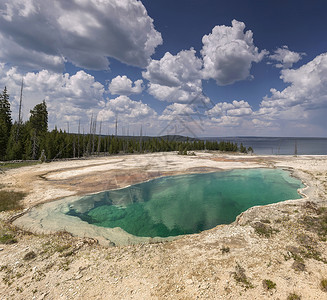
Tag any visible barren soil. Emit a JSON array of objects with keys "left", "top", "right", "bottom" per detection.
[{"left": 1, "top": 152, "right": 327, "bottom": 299}]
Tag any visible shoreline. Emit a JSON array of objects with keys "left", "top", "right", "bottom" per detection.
[
  {"left": 12, "top": 166, "right": 306, "bottom": 246},
  {"left": 3, "top": 152, "right": 320, "bottom": 247}
]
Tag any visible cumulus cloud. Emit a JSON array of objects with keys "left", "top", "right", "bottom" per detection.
[
  {"left": 109, "top": 75, "right": 143, "bottom": 96},
  {"left": 98, "top": 95, "right": 157, "bottom": 123},
  {"left": 203, "top": 100, "right": 254, "bottom": 130},
  {"left": 143, "top": 49, "right": 208, "bottom": 104},
  {"left": 0, "top": 0, "right": 162, "bottom": 71},
  {"left": 251, "top": 52, "right": 327, "bottom": 136},
  {"left": 207, "top": 100, "right": 253, "bottom": 118},
  {"left": 0, "top": 64, "right": 105, "bottom": 128},
  {"left": 251, "top": 118, "right": 273, "bottom": 128},
  {"left": 269, "top": 46, "right": 305, "bottom": 69},
  {"left": 259, "top": 52, "right": 327, "bottom": 118},
  {"left": 159, "top": 103, "right": 197, "bottom": 121},
  {"left": 201, "top": 20, "right": 267, "bottom": 85},
  {"left": 210, "top": 115, "right": 241, "bottom": 127}
]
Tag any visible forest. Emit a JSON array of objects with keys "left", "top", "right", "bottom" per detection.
[{"left": 0, "top": 87, "right": 252, "bottom": 161}]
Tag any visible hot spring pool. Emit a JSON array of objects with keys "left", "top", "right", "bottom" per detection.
[{"left": 66, "top": 168, "right": 304, "bottom": 238}]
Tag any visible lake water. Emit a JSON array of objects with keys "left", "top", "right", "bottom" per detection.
[
  {"left": 67, "top": 169, "right": 303, "bottom": 238},
  {"left": 205, "top": 137, "right": 327, "bottom": 155}
]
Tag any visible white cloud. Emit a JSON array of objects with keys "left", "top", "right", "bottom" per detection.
[
  {"left": 143, "top": 49, "right": 208, "bottom": 104},
  {"left": 159, "top": 103, "right": 197, "bottom": 121},
  {"left": 251, "top": 52, "right": 327, "bottom": 135},
  {"left": 98, "top": 95, "right": 157, "bottom": 123},
  {"left": 269, "top": 46, "right": 305, "bottom": 69},
  {"left": 109, "top": 75, "right": 143, "bottom": 96},
  {"left": 210, "top": 115, "right": 241, "bottom": 127},
  {"left": 0, "top": 0, "right": 162, "bottom": 71},
  {"left": 0, "top": 64, "right": 105, "bottom": 129},
  {"left": 207, "top": 100, "right": 253, "bottom": 118},
  {"left": 204, "top": 100, "right": 253, "bottom": 131},
  {"left": 252, "top": 118, "right": 273, "bottom": 128},
  {"left": 201, "top": 20, "right": 267, "bottom": 85},
  {"left": 259, "top": 52, "right": 327, "bottom": 118}
]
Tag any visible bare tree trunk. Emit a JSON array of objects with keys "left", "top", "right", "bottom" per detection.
[
  {"left": 77, "top": 119, "right": 80, "bottom": 157},
  {"left": 140, "top": 125, "right": 143, "bottom": 153},
  {"left": 115, "top": 116, "right": 118, "bottom": 136},
  {"left": 83, "top": 128, "right": 85, "bottom": 156},
  {"left": 97, "top": 121, "right": 102, "bottom": 155},
  {"left": 92, "top": 116, "right": 97, "bottom": 154},
  {"left": 87, "top": 114, "right": 93, "bottom": 155},
  {"left": 16, "top": 78, "right": 24, "bottom": 141},
  {"left": 73, "top": 135, "right": 76, "bottom": 158}
]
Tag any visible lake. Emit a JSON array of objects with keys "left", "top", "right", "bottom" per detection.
[
  {"left": 204, "top": 137, "right": 327, "bottom": 155},
  {"left": 67, "top": 168, "right": 303, "bottom": 238}
]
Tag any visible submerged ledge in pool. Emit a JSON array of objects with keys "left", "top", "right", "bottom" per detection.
[{"left": 14, "top": 168, "right": 304, "bottom": 246}]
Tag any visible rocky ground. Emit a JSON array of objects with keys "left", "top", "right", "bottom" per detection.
[{"left": 0, "top": 152, "right": 327, "bottom": 299}]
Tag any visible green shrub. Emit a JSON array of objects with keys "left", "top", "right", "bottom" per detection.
[
  {"left": 287, "top": 293, "right": 301, "bottom": 300},
  {"left": 262, "top": 279, "right": 276, "bottom": 290},
  {"left": 0, "top": 233, "right": 17, "bottom": 244},
  {"left": 321, "top": 278, "right": 327, "bottom": 292}
]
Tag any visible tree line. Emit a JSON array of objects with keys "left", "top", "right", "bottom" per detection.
[{"left": 0, "top": 87, "right": 253, "bottom": 161}]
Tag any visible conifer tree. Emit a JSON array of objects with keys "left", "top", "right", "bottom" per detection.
[
  {"left": 6, "top": 122, "right": 26, "bottom": 160},
  {"left": 0, "top": 87, "right": 12, "bottom": 159},
  {"left": 28, "top": 100, "right": 48, "bottom": 159}
]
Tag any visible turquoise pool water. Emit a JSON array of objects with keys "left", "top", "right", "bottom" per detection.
[{"left": 67, "top": 168, "right": 303, "bottom": 238}]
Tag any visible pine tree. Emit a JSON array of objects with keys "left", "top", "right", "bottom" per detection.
[
  {"left": 29, "top": 100, "right": 48, "bottom": 136},
  {"left": 6, "top": 122, "right": 26, "bottom": 160},
  {"left": 0, "top": 87, "right": 12, "bottom": 159},
  {"left": 28, "top": 100, "right": 48, "bottom": 159}
]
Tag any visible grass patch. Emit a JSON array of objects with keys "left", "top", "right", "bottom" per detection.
[
  {"left": 287, "top": 293, "right": 301, "bottom": 300},
  {"left": 285, "top": 243, "right": 327, "bottom": 265},
  {"left": 233, "top": 263, "right": 253, "bottom": 289},
  {"left": 321, "top": 279, "right": 327, "bottom": 292},
  {"left": 0, "top": 233, "right": 17, "bottom": 244},
  {"left": 253, "top": 222, "right": 279, "bottom": 238},
  {"left": 300, "top": 206, "right": 327, "bottom": 240},
  {"left": 262, "top": 279, "right": 276, "bottom": 290},
  {"left": 301, "top": 245, "right": 327, "bottom": 264},
  {"left": 55, "top": 244, "right": 71, "bottom": 253},
  {"left": 284, "top": 246, "right": 304, "bottom": 263},
  {"left": 0, "top": 190, "right": 26, "bottom": 212},
  {"left": 0, "top": 161, "right": 40, "bottom": 170}
]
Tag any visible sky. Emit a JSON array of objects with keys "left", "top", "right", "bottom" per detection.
[{"left": 0, "top": 0, "right": 327, "bottom": 137}]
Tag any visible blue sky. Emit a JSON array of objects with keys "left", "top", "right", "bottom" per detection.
[{"left": 0, "top": 0, "right": 327, "bottom": 137}]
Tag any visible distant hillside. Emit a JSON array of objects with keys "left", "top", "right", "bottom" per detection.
[{"left": 113, "top": 135, "right": 198, "bottom": 142}]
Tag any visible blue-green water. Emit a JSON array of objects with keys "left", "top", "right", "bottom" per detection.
[{"left": 67, "top": 169, "right": 303, "bottom": 238}]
